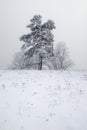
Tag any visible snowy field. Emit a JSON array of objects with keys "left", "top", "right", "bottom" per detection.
[{"left": 0, "top": 70, "right": 87, "bottom": 130}]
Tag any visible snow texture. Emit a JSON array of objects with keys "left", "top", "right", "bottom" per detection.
[{"left": 0, "top": 70, "right": 87, "bottom": 130}]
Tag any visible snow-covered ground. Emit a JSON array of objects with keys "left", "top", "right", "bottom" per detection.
[{"left": 0, "top": 70, "right": 87, "bottom": 130}]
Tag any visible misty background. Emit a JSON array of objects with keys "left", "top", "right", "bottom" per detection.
[{"left": 0, "top": 0, "right": 87, "bottom": 70}]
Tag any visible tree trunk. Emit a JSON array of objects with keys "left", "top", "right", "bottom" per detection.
[{"left": 38, "top": 55, "right": 42, "bottom": 70}]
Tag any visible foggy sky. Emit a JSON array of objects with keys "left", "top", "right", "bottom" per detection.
[{"left": 0, "top": 0, "right": 87, "bottom": 70}]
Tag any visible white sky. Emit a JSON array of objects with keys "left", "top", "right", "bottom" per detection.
[{"left": 0, "top": 0, "right": 87, "bottom": 70}]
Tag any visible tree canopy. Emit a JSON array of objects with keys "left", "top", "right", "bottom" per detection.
[{"left": 20, "top": 15, "right": 55, "bottom": 70}]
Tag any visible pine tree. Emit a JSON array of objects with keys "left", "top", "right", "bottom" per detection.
[{"left": 20, "top": 15, "right": 55, "bottom": 70}]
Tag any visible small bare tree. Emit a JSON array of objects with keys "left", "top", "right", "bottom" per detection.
[
  {"left": 49, "top": 42, "right": 73, "bottom": 70},
  {"left": 10, "top": 51, "right": 26, "bottom": 69}
]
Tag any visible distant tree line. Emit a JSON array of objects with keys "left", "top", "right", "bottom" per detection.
[{"left": 10, "top": 15, "right": 73, "bottom": 70}]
